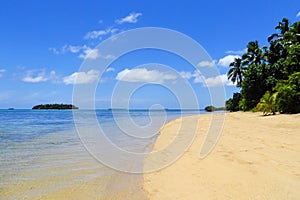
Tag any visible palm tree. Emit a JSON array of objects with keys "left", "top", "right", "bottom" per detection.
[
  {"left": 268, "top": 18, "right": 289, "bottom": 42},
  {"left": 242, "top": 40, "right": 264, "bottom": 66},
  {"left": 227, "top": 58, "right": 245, "bottom": 87},
  {"left": 284, "top": 21, "right": 300, "bottom": 45},
  {"left": 256, "top": 91, "right": 277, "bottom": 115}
]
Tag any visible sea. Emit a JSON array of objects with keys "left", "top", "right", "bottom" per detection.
[{"left": 0, "top": 109, "right": 202, "bottom": 199}]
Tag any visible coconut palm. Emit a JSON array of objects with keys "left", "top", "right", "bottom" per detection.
[
  {"left": 242, "top": 40, "right": 264, "bottom": 66},
  {"left": 227, "top": 58, "right": 245, "bottom": 87},
  {"left": 256, "top": 91, "right": 277, "bottom": 115},
  {"left": 268, "top": 18, "right": 289, "bottom": 42}
]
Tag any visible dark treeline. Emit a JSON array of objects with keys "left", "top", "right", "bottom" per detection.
[
  {"left": 32, "top": 104, "right": 79, "bottom": 110},
  {"left": 204, "top": 106, "right": 225, "bottom": 112},
  {"left": 226, "top": 18, "right": 300, "bottom": 115}
]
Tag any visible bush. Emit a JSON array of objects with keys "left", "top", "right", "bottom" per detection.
[
  {"left": 225, "top": 92, "right": 241, "bottom": 111},
  {"left": 256, "top": 91, "right": 277, "bottom": 115},
  {"left": 275, "top": 72, "right": 300, "bottom": 113}
]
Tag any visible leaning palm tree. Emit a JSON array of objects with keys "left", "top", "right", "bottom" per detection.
[
  {"left": 256, "top": 91, "right": 278, "bottom": 115},
  {"left": 227, "top": 58, "right": 244, "bottom": 87}
]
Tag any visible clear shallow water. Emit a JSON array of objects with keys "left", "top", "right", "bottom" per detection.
[{"left": 0, "top": 109, "right": 202, "bottom": 199}]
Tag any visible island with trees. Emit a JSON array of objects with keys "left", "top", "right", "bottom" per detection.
[
  {"left": 32, "top": 104, "right": 79, "bottom": 110},
  {"left": 204, "top": 106, "right": 225, "bottom": 112},
  {"left": 226, "top": 18, "right": 300, "bottom": 115}
]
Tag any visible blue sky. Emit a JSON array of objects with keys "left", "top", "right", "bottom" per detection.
[{"left": 0, "top": 0, "right": 299, "bottom": 109}]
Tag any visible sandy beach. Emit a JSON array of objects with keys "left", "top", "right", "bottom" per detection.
[{"left": 143, "top": 112, "right": 300, "bottom": 199}]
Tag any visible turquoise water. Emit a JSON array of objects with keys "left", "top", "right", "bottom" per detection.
[{"left": 0, "top": 109, "right": 201, "bottom": 199}]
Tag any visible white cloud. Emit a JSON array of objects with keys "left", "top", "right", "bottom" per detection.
[
  {"left": 63, "top": 70, "right": 100, "bottom": 85},
  {"left": 297, "top": 11, "right": 300, "bottom": 17},
  {"left": 62, "top": 45, "right": 84, "bottom": 53},
  {"left": 84, "top": 28, "right": 118, "bottom": 40},
  {"left": 49, "top": 44, "right": 114, "bottom": 60},
  {"left": 202, "top": 74, "right": 234, "bottom": 87},
  {"left": 179, "top": 71, "right": 193, "bottom": 79},
  {"left": 225, "top": 48, "right": 246, "bottom": 55},
  {"left": 79, "top": 48, "right": 100, "bottom": 60},
  {"left": 180, "top": 70, "right": 234, "bottom": 87},
  {"left": 197, "top": 60, "right": 216, "bottom": 68},
  {"left": 105, "top": 67, "right": 115, "bottom": 72},
  {"left": 22, "top": 70, "right": 57, "bottom": 83},
  {"left": 49, "top": 45, "right": 88, "bottom": 54},
  {"left": 192, "top": 70, "right": 203, "bottom": 83},
  {"left": 116, "top": 68, "right": 177, "bottom": 83},
  {"left": 78, "top": 48, "right": 115, "bottom": 60},
  {"left": 217, "top": 55, "right": 241, "bottom": 67},
  {"left": 115, "top": 12, "right": 142, "bottom": 24},
  {"left": 178, "top": 70, "right": 204, "bottom": 83},
  {"left": 0, "top": 69, "right": 6, "bottom": 77}
]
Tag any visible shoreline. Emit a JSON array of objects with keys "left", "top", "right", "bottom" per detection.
[{"left": 143, "top": 112, "right": 300, "bottom": 199}]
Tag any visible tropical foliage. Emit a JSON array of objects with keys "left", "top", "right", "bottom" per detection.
[
  {"left": 227, "top": 58, "right": 244, "bottom": 87},
  {"left": 275, "top": 72, "right": 300, "bottom": 114},
  {"left": 256, "top": 91, "right": 277, "bottom": 115},
  {"left": 225, "top": 92, "right": 241, "bottom": 112},
  {"left": 226, "top": 18, "right": 300, "bottom": 114}
]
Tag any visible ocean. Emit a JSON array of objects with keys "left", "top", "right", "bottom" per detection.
[{"left": 0, "top": 109, "right": 202, "bottom": 199}]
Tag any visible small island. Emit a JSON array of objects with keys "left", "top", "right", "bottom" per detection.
[
  {"left": 204, "top": 105, "right": 225, "bottom": 112},
  {"left": 32, "top": 104, "right": 79, "bottom": 110}
]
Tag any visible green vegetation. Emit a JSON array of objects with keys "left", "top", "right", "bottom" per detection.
[
  {"left": 226, "top": 18, "right": 300, "bottom": 114},
  {"left": 204, "top": 106, "right": 225, "bottom": 112},
  {"left": 32, "top": 104, "right": 79, "bottom": 110},
  {"left": 275, "top": 72, "right": 300, "bottom": 113},
  {"left": 256, "top": 91, "right": 277, "bottom": 115},
  {"left": 225, "top": 93, "right": 241, "bottom": 112}
]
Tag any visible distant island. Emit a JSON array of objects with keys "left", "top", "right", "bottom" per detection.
[
  {"left": 32, "top": 104, "right": 79, "bottom": 110},
  {"left": 204, "top": 105, "right": 225, "bottom": 112}
]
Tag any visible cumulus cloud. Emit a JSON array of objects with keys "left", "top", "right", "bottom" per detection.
[
  {"left": 22, "top": 70, "right": 57, "bottom": 83},
  {"left": 297, "top": 11, "right": 300, "bottom": 17},
  {"left": 179, "top": 71, "right": 193, "bottom": 79},
  {"left": 192, "top": 70, "right": 203, "bottom": 83},
  {"left": 116, "top": 67, "right": 235, "bottom": 87},
  {"left": 197, "top": 60, "right": 216, "bottom": 68},
  {"left": 179, "top": 70, "right": 234, "bottom": 87},
  {"left": 78, "top": 48, "right": 100, "bottom": 60},
  {"left": 0, "top": 69, "right": 6, "bottom": 77},
  {"left": 202, "top": 74, "right": 234, "bottom": 87},
  {"left": 217, "top": 55, "right": 241, "bottom": 67},
  {"left": 63, "top": 70, "right": 100, "bottom": 85},
  {"left": 115, "top": 12, "right": 142, "bottom": 24},
  {"left": 179, "top": 70, "right": 204, "bottom": 83},
  {"left": 116, "top": 68, "right": 177, "bottom": 83},
  {"left": 84, "top": 28, "right": 118, "bottom": 40}
]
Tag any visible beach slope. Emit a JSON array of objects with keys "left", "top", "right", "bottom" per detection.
[{"left": 143, "top": 112, "right": 300, "bottom": 200}]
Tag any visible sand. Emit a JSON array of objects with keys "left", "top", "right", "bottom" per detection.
[{"left": 143, "top": 112, "right": 300, "bottom": 200}]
